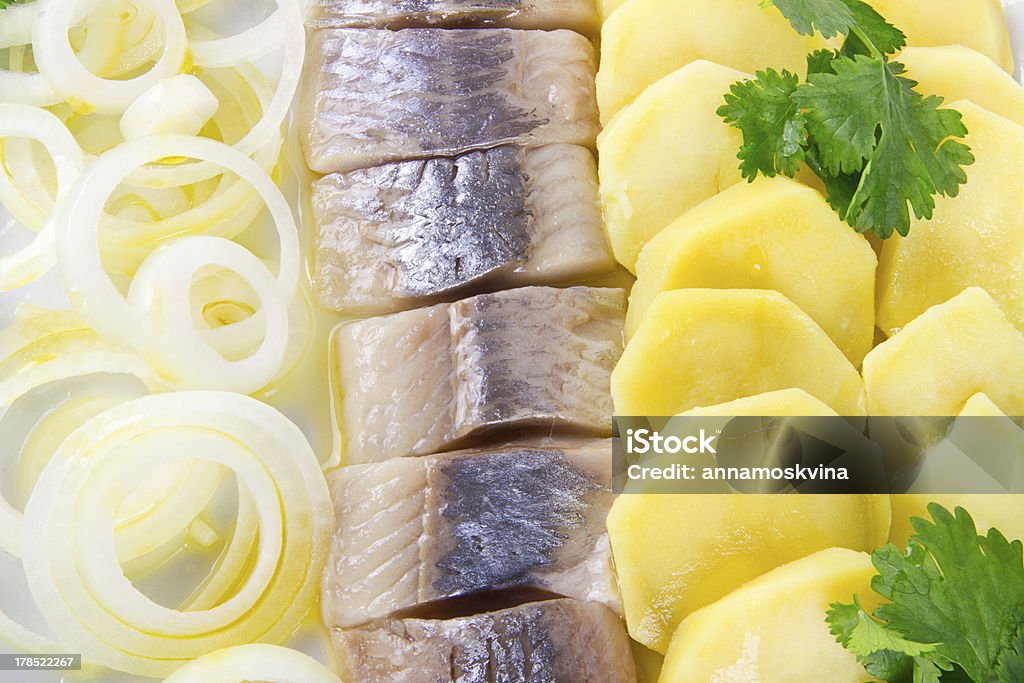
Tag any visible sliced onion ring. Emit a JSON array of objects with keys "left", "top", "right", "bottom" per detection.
[
  {"left": 0, "top": 104, "right": 85, "bottom": 291},
  {"left": 22, "top": 392, "right": 333, "bottom": 677},
  {"left": 56, "top": 135, "right": 300, "bottom": 392},
  {"left": 32, "top": 0, "right": 189, "bottom": 115},
  {"left": 162, "top": 644, "right": 341, "bottom": 682}
]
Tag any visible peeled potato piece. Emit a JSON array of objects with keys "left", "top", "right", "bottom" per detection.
[
  {"left": 865, "top": 288, "right": 1024, "bottom": 416},
  {"left": 900, "top": 46, "right": 1024, "bottom": 126},
  {"left": 628, "top": 178, "right": 876, "bottom": 365},
  {"left": 868, "top": 0, "right": 1014, "bottom": 73},
  {"left": 597, "top": 0, "right": 826, "bottom": 122},
  {"left": 607, "top": 494, "right": 889, "bottom": 654},
  {"left": 890, "top": 393, "right": 1024, "bottom": 547},
  {"left": 659, "top": 548, "right": 879, "bottom": 682},
  {"left": 877, "top": 103, "right": 1024, "bottom": 335},
  {"left": 681, "top": 388, "right": 839, "bottom": 417},
  {"left": 612, "top": 289, "right": 867, "bottom": 417},
  {"left": 598, "top": 60, "right": 747, "bottom": 273}
]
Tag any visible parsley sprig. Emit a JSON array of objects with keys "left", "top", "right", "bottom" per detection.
[
  {"left": 717, "top": 0, "right": 975, "bottom": 238},
  {"left": 827, "top": 504, "right": 1024, "bottom": 682}
]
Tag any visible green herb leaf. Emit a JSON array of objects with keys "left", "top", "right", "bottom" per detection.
[
  {"left": 717, "top": 68, "right": 806, "bottom": 180},
  {"left": 718, "top": 1, "right": 972, "bottom": 238},
  {"left": 765, "top": 0, "right": 906, "bottom": 54},
  {"left": 827, "top": 505, "right": 1024, "bottom": 683}
]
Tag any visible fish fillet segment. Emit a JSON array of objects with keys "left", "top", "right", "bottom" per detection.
[
  {"left": 300, "top": 28, "right": 599, "bottom": 173},
  {"left": 333, "top": 286, "right": 625, "bottom": 464},
  {"left": 334, "top": 599, "right": 638, "bottom": 682},
  {"left": 311, "top": 144, "right": 613, "bottom": 315},
  {"left": 322, "top": 441, "right": 619, "bottom": 629},
  {"left": 309, "top": 0, "right": 599, "bottom": 36}
]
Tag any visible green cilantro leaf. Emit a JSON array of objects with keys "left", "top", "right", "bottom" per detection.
[
  {"left": 718, "top": 2, "right": 972, "bottom": 239},
  {"left": 794, "top": 55, "right": 974, "bottom": 238},
  {"left": 827, "top": 505, "right": 1024, "bottom": 683},
  {"left": 717, "top": 69, "right": 806, "bottom": 179},
  {"left": 765, "top": 0, "right": 906, "bottom": 54}
]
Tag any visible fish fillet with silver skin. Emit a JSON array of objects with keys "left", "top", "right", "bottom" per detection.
[
  {"left": 309, "top": 0, "right": 599, "bottom": 36},
  {"left": 322, "top": 440, "right": 619, "bottom": 629},
  {"left": 300, "top": 28, "right": 599, "bottom": 174},
  {"left": 334, "top": 598, "right": 638, "bottom": 682},
  {"left": 311, "top": 144, "right": 613, "bottom": 315},
  {"left": 333, "top": 286, "right": 624, "bottom": 464}
]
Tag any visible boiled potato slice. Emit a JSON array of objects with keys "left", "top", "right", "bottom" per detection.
[
  {"left": 598, "top": 60, "right": 747, "bottom": 273},
  {"left": 876, "top": 103, "right": 1024, "bottom": 335},
  {"left": 600, "top": 0, "right": 627, "bottom": 19},
  {"left": 868, "top": 0, "right": 1013, "bottom": 72},
  {"left": 627, "top": 178, "right": 876, "bottom": 365},
  {"left": 630, "top": 641, "right": 663, "bottom": 683},
  {"left": 864, "top": 288, "right": 1024, "bottom": 416},
  {"left": 682, "top": 388, "right": 838, "bottom": 417},
  {"left": 890, "top": 394, "right": 1024, "bottom": 546},
  {"left": 607, "top": 496, "right": 889, "bottom": 653},
  {"left": 660, "top": 548, "right": 879, "bottom": 682},
  {"left": 900, "top": 46, "right": 1024, "bottom": 126},
  {"left": 612, "top": 289, "right": 867, "bottom": 416},
  {"left": 597, "top": 0, "right": 826, "bottom": 122}
]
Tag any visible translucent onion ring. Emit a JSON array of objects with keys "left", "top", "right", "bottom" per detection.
[
  {"left": 127, "top": 235, "right": 290, "bottom": 393},
  {"left": 32, "top": 0, "right": 189, "bottom": 114},
  {"left": 56, "top": 135, "right": 300, "bottom": 392},
  {"left": 0, "top": 104, "right": 85, "bottom": 291},
  {"left": 22, "top": 392, "right": 333, "bottom": 677},
  {"left": 162, "top": 644, "right": 342, "bottom": 683}
]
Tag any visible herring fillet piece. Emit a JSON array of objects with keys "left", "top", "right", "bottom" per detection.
[
  {"left": 311, "top": 144, "right": 613, "bottom": 314},
  {"left": 334, "top": 599, "right": 638, "bottom": 682},
  {"left": 309, "top": 0, "right": 599, "bottom": 36},
  {"left": 321, "top": 441, "right": 619, "bottom": 629},
  {"left": 334, "top": 286, "right": 625, "bottom": 464},
  {"left": 300, "top": 28, "right": 600, "bottom": 174}
]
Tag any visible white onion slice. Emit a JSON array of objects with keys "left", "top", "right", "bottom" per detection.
[
  {"left": 32, "top": 0, "right": 189, "bottom": 115},
  {"left": 22, "top": 392, "right": 333, "bottom": 677},
  {"left": 56, "top": 135, "right": 300, "bottom": 392},
  {"left": 127, "top": 236, "right": 290, "bottom": 393},
  {"left": 162, "top": 644, "right": 341, "bottom": 683},
  {"left": 0, "top": 104, "right": 85, "bottom": 291}
]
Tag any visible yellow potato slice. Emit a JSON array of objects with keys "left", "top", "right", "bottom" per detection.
[
  {"left": 876, "top": 103, "right": 1024, "bottom": 335},
  {"left": 660, "top": 548, "right": 879, "bottom": 682},
  {"left": 869, "top": 0, "right": 1014, "bottom": 72},
  {"left": 598, "top": 60, "right": 747, "bottom": 273},
  {"left": 681, "top": 388, "right": 839, "bottom": 417},
  {"left": 627, "top": 178, "right": 876, "bottom": 365},
  {"left": 900, "top": 46, "right": 1024, "bottom": 126},
  {"left": 607, "top": 494, "right": 889, "bottom": 653},
  {"left": 865, "top": 288, "right": 1024, "bottom": 416},
  {"left": 597, "top": 0, "right": 826, "bottom": 122},
  {"left": 612, "top": 289, "right": 867, "bottom": 417},
  {"left": 890, "top": 393, "right": 1024, "bottom": 547}
]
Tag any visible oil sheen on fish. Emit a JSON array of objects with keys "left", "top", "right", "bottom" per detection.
[
  {"left": 309, "top": 0, "right": 599, "bottom": 36},
  {"left": 312, "top": 144, "right": 613, "bottom": 314},
  {"left": 334, "top": 286, "right": 625, "bottom": 464},
  {"left": 334, "top": 598, "right": 638, "bottom": 682},
  {"left": 322, "top": 440, "right": 618, "bottom": 629},
  {"left": 300, "top": 28, "right": 599, "bottom": 174}
]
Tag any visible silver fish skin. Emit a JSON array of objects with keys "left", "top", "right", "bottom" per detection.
[
  {"left": 308, "top": 0, "right": 599, "bottom": 36},
  {"left": 322, "top": 440, "right": 619, "bottom": 629},
  {"left": 333, "top": 286, "right": 625, "bottom": 464},
  {"left": 300, "top": 28, "right": 599, "bottom": 174},
  {"left": 312, "top": 144, "right": 613, "bottom": 315},
  {"left": 334, "top": 599, "right": 638, "bottom": 683}
]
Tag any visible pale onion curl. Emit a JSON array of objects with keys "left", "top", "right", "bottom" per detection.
[
  {"left": 56, "top": 135, "right": 300, "bottom": 394},
  {"left": 163, "top": 644, "right": 341, "bottom": 683},
  {"left": 0, "top": 104, "right": 86, "bottom": 291},
  {"left": 32, "top": 0, "right": 189, "bottom": 115},
  {"left": 22, "top": 392, "right": 334, "bottom": 677}
]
